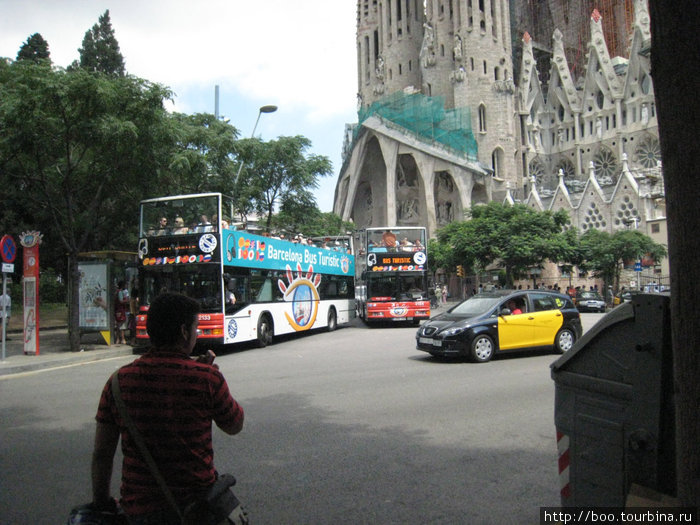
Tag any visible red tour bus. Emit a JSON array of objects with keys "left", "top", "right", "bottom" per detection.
[{"left": 353, "top": 227, "right": 430, "bottom": 324}]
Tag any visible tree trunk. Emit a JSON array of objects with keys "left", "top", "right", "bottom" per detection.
[
  {"left": 649, "top": 0, "right": 700, "bottom": 507},
  {"left": 67, "top": 252, "right": 81, "bottom": 352}
]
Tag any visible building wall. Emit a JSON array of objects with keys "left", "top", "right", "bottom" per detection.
[{"left": 340, "top": 0, "right": 666, "bottom": 288}]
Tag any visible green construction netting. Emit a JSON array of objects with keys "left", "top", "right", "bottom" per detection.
[{"left": 357, "top": 91, "right": 478, "bottom": 161}]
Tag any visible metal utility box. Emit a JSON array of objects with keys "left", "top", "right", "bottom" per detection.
[{"left": 551, "top": 293, "right": 676, "bottom": 507}]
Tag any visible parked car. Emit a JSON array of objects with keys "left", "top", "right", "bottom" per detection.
[
  {"left": 575, "top": 290, "right": 606, "bottom": 312},
  {"left": 416, "top": 290, "right": 582, "bottom": 362}
]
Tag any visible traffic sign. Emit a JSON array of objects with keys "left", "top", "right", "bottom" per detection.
[
  {"left": 2, "top": 263, "right": 14, "bottom": 273},
  {"left": 1, "top": 235, "right": 16, "bottom": 263},
  {"left": 634, "top": 261, "right": 642, "bottom": 272}
]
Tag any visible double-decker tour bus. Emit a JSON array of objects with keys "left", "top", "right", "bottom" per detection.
[
  {"left": 353, "top": 227, "right": 430, "bottom": 324},
  {"left": 135, "top": 193, "right": 355, "bottom": 347}
]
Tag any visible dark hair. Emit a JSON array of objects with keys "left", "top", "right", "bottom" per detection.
[{"left": 146, "top": 293, "right": 200, "bottom": 347}]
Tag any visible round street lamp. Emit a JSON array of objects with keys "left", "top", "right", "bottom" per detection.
[{"left": 234, "top": 104, "right": 278, "bottom": 185}]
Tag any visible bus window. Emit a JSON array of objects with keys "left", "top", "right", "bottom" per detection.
[
  {"left": 400, "top": 275, "right": 427, "bottom": 300},
  {"left": 370, "top": 275, "right": 398, "bottom": 300}
]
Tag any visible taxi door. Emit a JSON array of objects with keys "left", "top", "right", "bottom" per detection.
[
  {"left": 497, "top": 296, "right": 534, "bottom": 349},
  {"left": 528, "top": 293, "right": 564, "bottom": 346}
]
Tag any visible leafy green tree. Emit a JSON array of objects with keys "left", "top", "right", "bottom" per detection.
[
  {"left": 580, "top": 228, "right": 667, "bottom": 292},
  {"left": 426, "top": 236, "right": 454, "bottom": 282},
  {"left": 435, "top": 202, "right": 575, "bottom": 288},
  {"left": 77, "top": 10, "right": 125, "bottom": 76},
  {"left": 0, "top": 61, "right": 174, "bottom": 350},
  {"left": 167, "top": 113, "right": 239, "bottom": 194},
  {"left": 271, "top": 201, "right": 353, "bottom": 238},
  {"left": 235, "top": 135, "right": 332, "bottom": 231},
  {"left": 16, "top": 33, "right": 50, "bottom": 63}
]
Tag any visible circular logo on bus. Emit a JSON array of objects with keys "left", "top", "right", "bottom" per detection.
[
  {"left": 413, "top": 252, "right": 427, "bottom": 265},
  {"left": 199, "top": 234, "right": 218, "bottom": 253},
  {"left": 227, "top": 319, "right": 238, "bottom": 339},
  {"left": 391, "top": 307, "right": 408, "bottom": 317}
]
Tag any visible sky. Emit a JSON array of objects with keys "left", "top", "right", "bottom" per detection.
[{"left": 0, "top": 0, "right": 359, "bottom": 212}]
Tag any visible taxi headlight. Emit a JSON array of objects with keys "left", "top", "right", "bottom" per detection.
[{"left": 441, "top": 326, "right": 467, "bottom": 336}]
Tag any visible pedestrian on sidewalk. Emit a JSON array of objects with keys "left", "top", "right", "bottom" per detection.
[
  {"left": 1, "top": 289, "right": 10, "bottom": 339},
  {"left": 114, "top": 281, "right": 129, "bottom": 345}
]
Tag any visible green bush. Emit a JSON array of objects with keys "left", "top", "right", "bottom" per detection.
[{"left": 5, "top": 268, "right": 67, "bottom": 304}]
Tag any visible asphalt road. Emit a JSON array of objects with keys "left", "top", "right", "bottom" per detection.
[{"left": 0, "top": 313, "right": 605, "bottom": 524}]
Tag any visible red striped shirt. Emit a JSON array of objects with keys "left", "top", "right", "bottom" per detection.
[{"left": 95, "top": 349, "right": 243, "bottom": 516}]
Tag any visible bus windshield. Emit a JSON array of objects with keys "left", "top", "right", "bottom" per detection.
[
  {"left": 140, "top": 194, "right": 226, "bottom": 237},
  {"left": 368, "top": 273, "right": 429, "bottom": 301},
  {"left": 140, "top": 264, "right": 223, "bottom": 313},
  {"left": 366, "top": 227, "right": 426, "bottom": 251}
]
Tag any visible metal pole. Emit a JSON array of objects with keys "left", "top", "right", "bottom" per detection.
[
  {"left": 2, "top": 273, "right": 7, "bottom": 361},
  {"left": 233, "top": 105, "right": 278, "bottom": 187}
]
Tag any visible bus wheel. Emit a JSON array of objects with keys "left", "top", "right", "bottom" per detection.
[
  {"left": 327, "top": 307, "right": 337, "bottom": 332},
  {"left": 256, "top": 315, "right": 273, "bottom": 348}
]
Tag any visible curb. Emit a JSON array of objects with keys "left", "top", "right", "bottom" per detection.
[{"left": 0, "top": 346, "right": 135, "bottom": 377}]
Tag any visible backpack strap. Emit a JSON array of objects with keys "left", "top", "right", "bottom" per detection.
[{"left": 111, "top": 372, "right": 183, "bottom": 519}]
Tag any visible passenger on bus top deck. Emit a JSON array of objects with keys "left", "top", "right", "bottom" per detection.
[
  {"left": 172, "top": 216, "right": 189, "bottom": 234},
  {"left": 414, "top": 239, "right": 424, "bottom": 250},
  {"left": 195, "top": 214, "right": 212, "bottom": 233},
  {"left": 152, "top": 216, "right": 168, "bottom": 236},
  {"left": 382, "top": 230, "right": 397, "bottom": 248},
  {"left": 212, "top": 213, "right": 227, "bottom": 231}
]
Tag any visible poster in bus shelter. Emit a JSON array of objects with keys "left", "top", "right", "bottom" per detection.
[{"left": 78, "top": 261, "right": 110, "bottom": 331}]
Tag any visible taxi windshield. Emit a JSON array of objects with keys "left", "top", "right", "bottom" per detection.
[{"left": 449, "top": 296, "right": 502, "bottom": 316}]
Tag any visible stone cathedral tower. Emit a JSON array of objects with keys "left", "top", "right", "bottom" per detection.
[
  {"left": 337, "top": 2, "right": 667, "bottom": 291},
  {"left": 336, "top": 0, "right": 519, "bottom": 235}
]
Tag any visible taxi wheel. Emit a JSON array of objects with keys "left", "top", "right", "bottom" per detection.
[
  {"left": 470, "top": 334, "right": 494, "bottom": 363},
  {"left": 555, "top": 328, "right": 575, "bottom": 353}
]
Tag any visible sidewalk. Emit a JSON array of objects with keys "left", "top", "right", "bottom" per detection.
[{"left": 0, "top": 328, "right": 135, "bottom": 377}]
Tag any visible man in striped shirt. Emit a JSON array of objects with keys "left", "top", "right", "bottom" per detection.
[{"left": 92, "top": 292, "right": 244, "bottom": 524}]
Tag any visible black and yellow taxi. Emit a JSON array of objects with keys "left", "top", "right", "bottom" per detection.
[{"left": 416, "top": 290, "right": 582, "bottom": 362}]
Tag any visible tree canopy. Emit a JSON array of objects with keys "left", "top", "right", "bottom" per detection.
[
  {"left": 0, "top": 60, "right": 175, "bottom": 348},
  {"left": 77, "top": 10, "right": 125, "bottom": 76},
  {"left": 235, "top": 135, "right": 333, "bottom": 231},
  {"left": 435, "top": 202, "right": 576, "bottom": 287},
  {"left": 429, "top": 202, "right": 667, "bottom": 292},
  {"left": 579, "top": 228, "right": 667, "bottom": 290},
  {"left": 167, "top": 112, "right": 240, "bottom": 194},
  {"left": 16, "top": 33, "right": 50, "bottom": 63}
]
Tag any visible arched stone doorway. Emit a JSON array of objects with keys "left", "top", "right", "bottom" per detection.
[
  {"left": 434, "top": 171, "right": 461, "bottom": 226},
  {"left": 351, "top": 136, "right": 387, "bottom": 228},
  {"left": 396, "top": 154, "right": 425, "bottom": 226}
]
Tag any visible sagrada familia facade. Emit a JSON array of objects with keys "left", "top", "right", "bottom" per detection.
[{"left": 333, "top": 0, "right": 667, "bottom": 288}]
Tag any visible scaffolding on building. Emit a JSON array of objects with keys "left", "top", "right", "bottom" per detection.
[{"left": 357, "top": 91, "right": 479, "bottom": 161}]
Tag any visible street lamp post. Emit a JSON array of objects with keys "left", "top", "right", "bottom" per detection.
[{"left": 234, "top": 104, "right": 278, "bottom": 186}]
